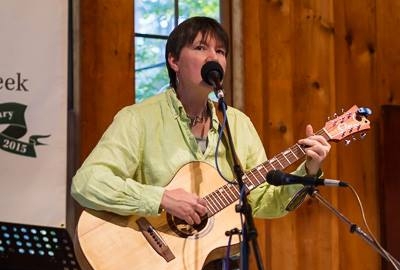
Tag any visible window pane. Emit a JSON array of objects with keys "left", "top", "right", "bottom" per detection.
[
  {"left": 178, "top": 0, "right": 220, "bottom": 21},
  {"left": 134, "top": 0, "right": 175, "bottom": 36},
  {"left": 135, "top": 37, "right": 168, "bottom": 103}
]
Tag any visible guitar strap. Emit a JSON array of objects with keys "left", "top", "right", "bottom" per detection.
[{"left": 212, "top": 101, "right": 244, "bottom": 172}]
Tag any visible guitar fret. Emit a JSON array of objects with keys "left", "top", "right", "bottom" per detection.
[
  {"left": 255, "top": 166, "right": 266, "bottom": 184},
  {"left": 244, "top": 174, "right": 255, "bottom": 190},
  {"left": 277, "top": 155, "right": 289, "bottom": 168},
  {"left": 262, "top": 166, "right": 268, "bottom": 178},
  {"left": 245, "top": 173, "right": 254, "bottom": 188},
  {"left": 206, "top": 204, "right": 217, "bottom": 216},
  {"left": 253, "top": 168, "right": 265, "bottom": 185},
  {"left": 265, "top": 163, "right": 275, "bottom": 172},
  {"left": 226, "top": 186, "right": 236, "bottom": 203},
  {"left": 289, "top": 147, "right": 298, "bottom": 160},
  {"left": 205, "top": 184, "right": 239, "bottom": 217},
  {"left": 231, "top": 184, "right": 240, "bottom": 196},
  {"left": 206, "top": 194, "right": 218, "bottom": 214},
  {"left": 275, "top": 157, "right": 284, "bottom": 168},
  {"left": 288, "top": 149, "right": 298, "bottom": 162},
  {"left": 296, "top": 143, "right": 306, "bottom": 155},
  {"left": 269, "top": 163, "right": 275, "bottom": 170},
  {"left": 255, "top": 166, "right": 265, "bottom": 185},
  {"left": 226, "top": 184, "right": 238, "bottom": 199},
  {"left": 212, "top": 191, "right": 224, "bottom": 210},
  {"left": 269, "top": 158, "right": 280, "bottom": 170},
  {"left": 248, "top": 170, "right": 257, "bottom": 187},
  {"left": 213, "top": 191, "right": 225, "bottom": 210},
  {"left": 206, "top": 204, "right": 215, "bottom": 216},
  {"left": 253, "top": 169, "right": 262, "bottom": 186},
  {"left": 217, "top": 188, "right": 230, "bottom": 205},
  {"left": 282, "top": 150, "right": 291, "bottom": 163},
  {"left": 225, "top": 185, "right": 236, "bottom": 202}
]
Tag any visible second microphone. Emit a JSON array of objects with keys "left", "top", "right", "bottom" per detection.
[{"left": 266, "top": 170, "right": 348, "bottom": 187}]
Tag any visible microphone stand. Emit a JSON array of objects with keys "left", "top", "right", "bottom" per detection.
[
  {"left": 216, "top": 94, "right": 264, "bottom": 270},
  {"left": 307, "top": 187, "right": 400, "bottom": 269}
]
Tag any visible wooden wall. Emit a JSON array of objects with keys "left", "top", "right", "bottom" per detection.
[
  {"left": 73, "top": 0, "right": 400, "bottom": 269},
  {"left": 78, "top": 0, "right": 134, "bottom": 162},
  {"left": 242, "top": 0, "right": 400, "bottom": 270}
]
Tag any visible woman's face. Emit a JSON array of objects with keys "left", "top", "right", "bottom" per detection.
[{"left": 168, "top": 32, "right": 227, "bottom": 93}]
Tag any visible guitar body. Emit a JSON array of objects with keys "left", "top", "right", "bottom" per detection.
[{"left": 75, "top": 161, "right": 241, "bottom": 270}]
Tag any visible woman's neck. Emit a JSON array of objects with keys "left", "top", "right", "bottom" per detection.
[
  {"left": 176, "top": 87, "right": 210, "bottom": 117},
  {"left": 175, "top": 86, "right": 211, "bottom": 135}
]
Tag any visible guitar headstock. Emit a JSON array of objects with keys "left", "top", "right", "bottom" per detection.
[{"left": 323, "top": 105, "right": 372, "bottom": 143}]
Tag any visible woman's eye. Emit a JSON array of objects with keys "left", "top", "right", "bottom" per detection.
[
  {"left": 195, "top": 45, "right": 206, "bottom": 50},
  {"left": 217, "top": 49, "right": 226, "bottom": 56}
]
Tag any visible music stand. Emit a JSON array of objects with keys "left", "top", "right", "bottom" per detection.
[{"left": 0, "top": 221, "right": 80, "bottom": 270}]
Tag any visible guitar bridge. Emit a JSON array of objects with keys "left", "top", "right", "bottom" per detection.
[{"left": 136, "top": 217, "right": 175, "bottom": 262}]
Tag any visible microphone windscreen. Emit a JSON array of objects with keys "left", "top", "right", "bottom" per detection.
[
  {"left": 201, "top": 61, "right": 224, "bottom": 86},
  {"left": 266, "top": 170, "right": 285, "bottom": 186}
]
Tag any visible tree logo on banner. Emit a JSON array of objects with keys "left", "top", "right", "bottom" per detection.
[{"left": 0, "top": 102, "right": 50, "bottom": 157}]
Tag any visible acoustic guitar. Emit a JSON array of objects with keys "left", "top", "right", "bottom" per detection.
[{"left": 74, "top": 105, "right": 371, "bottom": 270}]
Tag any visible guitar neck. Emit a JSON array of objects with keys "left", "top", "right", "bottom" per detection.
[{"left": 204, "top": 128, "right": 330, "bottom": 217}]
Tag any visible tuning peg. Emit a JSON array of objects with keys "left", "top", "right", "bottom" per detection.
[
  {"left": 333, "top": 113, "right": 338, "bottom": 118},
  {"left": 360, "top": 133, "right": 367, "bottom": 139},
  {"left": 344, "top": 139, "right": 351, "bottom": 145},
  {"left": 357, "top": 107, "right": 372, "bottom": 117}
]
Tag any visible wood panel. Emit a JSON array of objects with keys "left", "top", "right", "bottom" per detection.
[
  {"left": 242, "top": 0, "right": 400, "bottom": 270},
  {"left": 333, "top": 1, "right": 380, "bottom": 269},
  {"left": 243, "top": 1, "right": 340, "bottom": 269},
  {"left": 290, "top": 1, "right": 338, "bottom": 269},
  {"left": 241, "top": 2, "right": 269, "bottom": 266},
  {"left": 79, "top": 0, "right": 134, "bottom": 162}
]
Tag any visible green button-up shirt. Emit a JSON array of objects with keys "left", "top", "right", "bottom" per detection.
[{"left": 71, "top": 88, "right": 306, "bottom": 219}]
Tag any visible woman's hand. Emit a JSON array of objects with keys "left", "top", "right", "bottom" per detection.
[
  {"left": 160, "top": 188, "right": 207, "bottom": 225},
  {"left": 298, "top": 124, "right": 331, "bottom": 176}
]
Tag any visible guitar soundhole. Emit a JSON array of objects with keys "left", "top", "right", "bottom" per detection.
[{"left": 166, "top": 213, "right": 208, "bottom": 238}]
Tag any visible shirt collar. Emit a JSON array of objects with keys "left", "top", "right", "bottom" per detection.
[{"left": 165, "top": 87, "right": 220, "bottom": 131}]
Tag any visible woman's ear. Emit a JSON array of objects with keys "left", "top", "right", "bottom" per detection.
[{"left": 167, "top": 53, "right": 179, "bottom": 72}]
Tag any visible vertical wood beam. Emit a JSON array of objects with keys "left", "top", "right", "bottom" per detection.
[{"left": 78, "top": 0, "right": 134, "bottom": 162}]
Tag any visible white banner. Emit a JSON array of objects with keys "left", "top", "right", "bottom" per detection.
[{"left": 0, "top": 0, "right": 68, "bottom": 227}]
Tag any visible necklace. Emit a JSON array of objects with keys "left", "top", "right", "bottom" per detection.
[{"left": 187, "top": 106, "right": 209, "bottom": 127}]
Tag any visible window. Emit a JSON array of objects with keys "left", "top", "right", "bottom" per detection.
[{"left": 134, "top": 0, "right": 220, "bottom": 103}]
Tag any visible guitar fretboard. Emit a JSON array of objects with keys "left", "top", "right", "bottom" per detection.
[{"left": 204, "top": 129, "right": 329, "bottom": 217}]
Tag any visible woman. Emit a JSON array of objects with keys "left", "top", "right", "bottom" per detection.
[{"left": 71, "top": 16, "right": 330, "bottom": 269}]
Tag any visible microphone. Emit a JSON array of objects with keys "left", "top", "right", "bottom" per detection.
[
  {"left": 201, "top": 61, "right": 224, "bottom": 98},
  {"left": 266, "top": 170, "right": 348, "bottom": 187}
]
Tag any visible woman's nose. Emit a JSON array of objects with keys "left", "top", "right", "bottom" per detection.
[{"left": 206, "top": 48, "right": 218, "bottom": 60}]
